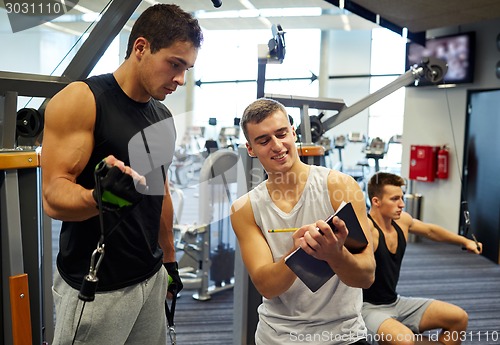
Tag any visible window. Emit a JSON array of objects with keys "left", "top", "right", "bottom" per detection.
[
  {"left": 367, "top": 28, "right": 407, "bottom": 171},
  {"left": 193, "top": 29, "right": 321, "bottom": 129}
]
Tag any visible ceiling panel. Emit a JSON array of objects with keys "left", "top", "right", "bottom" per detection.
[
  {"left": 350, "top": 0, "right": 500, "bottom": 32},
  {"left": 2, "top": 0, "right": 500, "bottom": 36}
]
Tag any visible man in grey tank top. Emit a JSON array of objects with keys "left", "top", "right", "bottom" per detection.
[{"left": 230, "top": 98, "right": 376, "bottom": 344}]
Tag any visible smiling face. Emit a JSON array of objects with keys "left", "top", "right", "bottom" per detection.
[
  {"left": 245, "top": 110, "right": 298, "bottom": 174},
  {"left": 136, "top": 38, "right": 198, "bottom": 101}
]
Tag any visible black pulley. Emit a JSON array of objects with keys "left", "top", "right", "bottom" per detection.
[
  {"left": 420, "top": 56, "right": 448, "bottom": 84},
  {"left": 425, "top": 64, "right": 446, "bottom": 83},
  {"left": 296, "top": 115, "right": 324, "bottom": 143},
  {"left": 16, "top": 108, "right": 43, "bottom": 138},
  {"left": 78, "top": 275, "right": 99, "bottom": 302}
]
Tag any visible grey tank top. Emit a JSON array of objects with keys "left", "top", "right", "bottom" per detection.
[{"left": 249, "top": 165, "right": 367, "bottom": 345}]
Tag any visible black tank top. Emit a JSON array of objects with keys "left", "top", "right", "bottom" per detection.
[
  {"left": 363, "top": 214, "right": 406, "bottom": 304},
  {"left": 57, "top": 73, "right": 176, "bottom": 291}
]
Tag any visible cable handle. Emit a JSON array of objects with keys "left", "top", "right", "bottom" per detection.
[
  {"left": 94, "top": 159, "right": 110, "bottom": 178},
  {"left": 165, "top": 287, "right": 177, "bottom": 344},
  {"left": 460, "top": 202, "right": 480, "bottom": 252}
]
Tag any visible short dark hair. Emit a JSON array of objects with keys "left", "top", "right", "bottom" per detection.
[
  {"left": 125, "top": 4, "right": 203, "bottom": 59},
  {"left": 367, "top": 172, "right": 406, "bottom": 201},
  {"left": 240, "top": 98, "right": 288, "bottom": 141}
]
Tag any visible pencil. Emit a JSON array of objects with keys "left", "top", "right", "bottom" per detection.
[
  {"left": 267, "top": 228, "right": 299, "bottom": 233},
  {"left": 471, "top": 234, "right": 481, "bottom": 252}
]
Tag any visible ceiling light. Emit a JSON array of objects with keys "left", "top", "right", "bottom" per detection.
[
  {"left": 72, "top": 4, "right": 96, "bottom": 14},
  {"left": 196, "top": 7, "right": 322, "bottom": 19},
  {"left": 340, "top": 14, "right": 351, "bottom": 31},
  {"left": 437, "top": 84, "right": 457, "bottom": 88}
]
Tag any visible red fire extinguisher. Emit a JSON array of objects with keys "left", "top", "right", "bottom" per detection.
[{"left": 437, "top": 145, "right": 449, "bottom": 179}]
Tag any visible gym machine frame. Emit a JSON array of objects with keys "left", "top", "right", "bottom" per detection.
[
  {"left": 174, "top": 149, "right": 239, "bottom": 301},
  {"left": 1, "top": 78, "right": 65, "bottom": 345},
  {"left": 265, "top": 56, "right": 448, "bottom": 150}
]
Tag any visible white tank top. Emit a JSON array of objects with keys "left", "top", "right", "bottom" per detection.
[{"left": 249, "top": 165, "right": 367, "bottom": 345}]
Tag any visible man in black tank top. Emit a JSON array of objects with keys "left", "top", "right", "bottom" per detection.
[
  {"left": 362, "top": 172, "right": 482, "bottom": 345},
  {"left": 41, "top": 4, "right": 203, "bottom": 344}
]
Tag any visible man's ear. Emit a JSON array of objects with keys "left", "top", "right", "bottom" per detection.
[
  {"left": 371, "top": 196, "right": 380, "bottom": 207},
  {"left": 134, "top": 37, "right": 149, "bottom": 56},
  {"left": 246, "top": 142, "right": 256, "bottom": 157}
]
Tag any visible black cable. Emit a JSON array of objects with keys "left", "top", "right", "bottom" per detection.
[
  {"left": 71, "top": 165, "right": 107, "bottom": 342},
  {"left": 443, "top": 89, "right": 463, "bottom": 185},
  {"left": 71, "top": 301, "right": 87, "bottom": 345},
  {"left": 443, "top": 89, "right": 478, "bottom": 247},
  {"left": 94, "top": 161, "right": 106, "bottom": 246},
  {"left": 72, "top": 161, "right": 126, "bottom": 341}
]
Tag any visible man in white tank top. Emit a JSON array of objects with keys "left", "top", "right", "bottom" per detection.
[{"left": 230, "top": 98, "right": 376, "bottom": 345}]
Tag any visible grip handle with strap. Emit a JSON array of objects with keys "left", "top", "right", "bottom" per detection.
[{"left": 165, "top": 284, "right": 177, "bottom": 345}]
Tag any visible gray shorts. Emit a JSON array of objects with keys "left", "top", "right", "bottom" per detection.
[
  {"left": 52, "top": 267, "right": 168, "bottom": 345},
  {"left": 362, "top": 295, "right": 433, "bottom": 335}
]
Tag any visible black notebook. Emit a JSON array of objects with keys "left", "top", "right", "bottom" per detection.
[{"left": 284, "top": 201, "right": 368, "bottom": 292}]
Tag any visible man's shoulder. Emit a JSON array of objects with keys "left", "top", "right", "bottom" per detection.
[
  {"left": 231, "top": 193, "right": 250, "bottom": 213},
  {"left": 325, "top": 168, "right": 357, "bottom": 191},
  {"left": 393, "top": 212, "right": 412, "bottom": 233},
  {"left": 230, "top": 194, "right": 255, "bottom": 230},
  {"left": 48, "top": 81, "right": 93, "bottom": 113}
]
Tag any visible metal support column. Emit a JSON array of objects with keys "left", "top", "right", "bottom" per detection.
[
  {"left": 19, "top": 166, "right": 46, "bottom": 343},
  {"left": 1, "top": 169, "right": 25, "bottom": 345},
  {"left": 1, "top": 150, "right": 44, "bottom": 345},
  {"left": 233, "top": 146, "right": 266, "bottom": 345}
]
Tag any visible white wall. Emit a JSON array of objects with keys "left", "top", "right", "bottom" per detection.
[{"left": 401, "top": 18, "right": 500, "bottom": 232}]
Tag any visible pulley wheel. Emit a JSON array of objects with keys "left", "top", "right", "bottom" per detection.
[
  {"left": 16, "top": 108, "right": 43, "bottom": 138},
  {"left": 296, "top": 115, "right": 324, "bottom": 143},
  {"left": 425, "top": 64, "right": 446, "bottom": 83},
  {"left": 309, "top": 115, "right": 324, "bottom": 143}
]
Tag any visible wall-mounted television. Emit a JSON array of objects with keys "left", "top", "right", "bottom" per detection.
[{"left": 405, "top": 32, "right": 475, "bottom": 87}]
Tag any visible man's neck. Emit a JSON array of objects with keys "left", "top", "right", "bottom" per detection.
[
  {"left": 113, "top": 62, "right": 151, "bottom": 103},
  {"left": 266, "top": 161, "right": 309, "bottom": 192},
  {"left": 369, "top": 211, "right": 394, "bottom": 232},
  {"left": 264, "top": 162, "right": 311, "bottom": 213}
]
